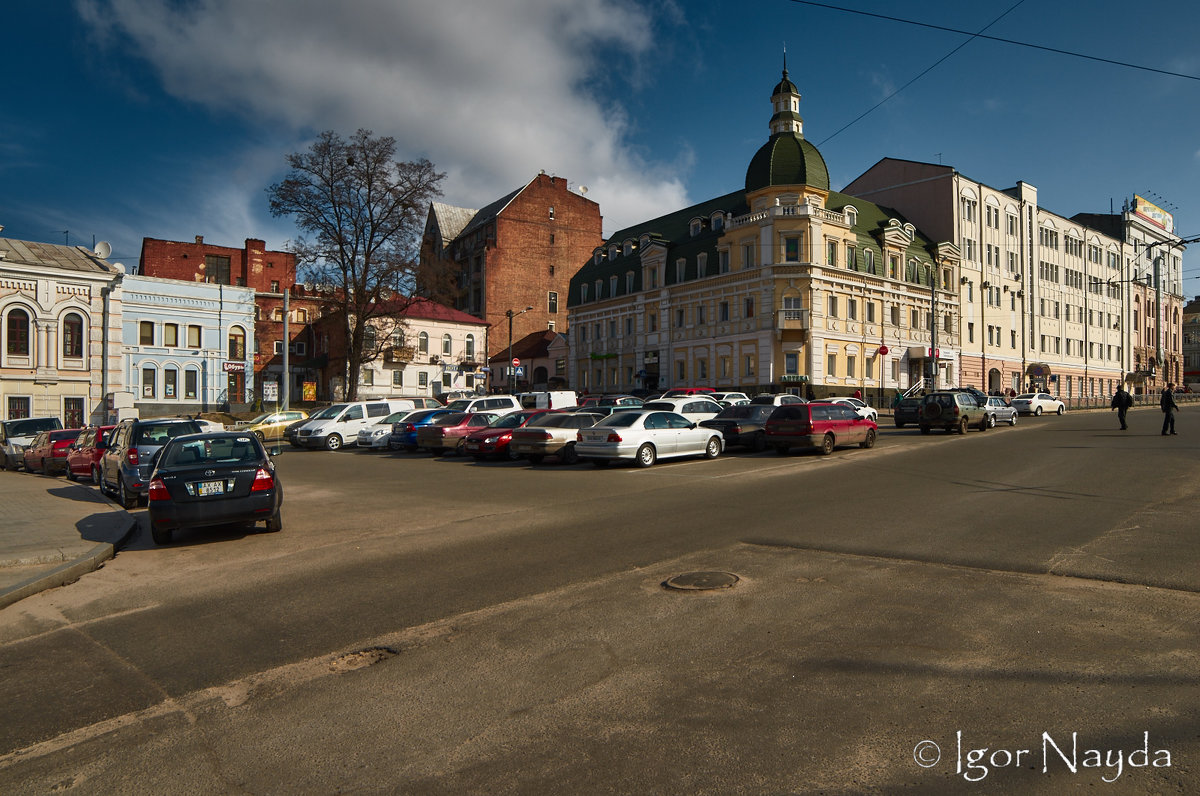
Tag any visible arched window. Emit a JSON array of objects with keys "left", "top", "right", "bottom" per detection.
[
  {"left": 6, "top": 308, "right": 30, "bottom": 356},
  {"left": 228, "top": 327, "right": 246, "bottom": 359},
  {"left": 418, "top": 331, "right": 429, "bottom": 354},
  {"left": 465, "top": 334, "right": 475, "bottom": 358},
  {"left": 62, "top": 313, "right": 84, "bottom": 358},
  {"left": 441, "top": 334, "right": 452, "bottom": 356}
]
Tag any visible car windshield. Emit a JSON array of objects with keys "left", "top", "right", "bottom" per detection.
[
  {"left": 132, "top": 422, "right": 199, "bottom": 446},
  {"left": 444, "top": 400, "right": 472, "bottom": 411},
  {"left": 597, "top": 412, "right": 642, "bottom": 428},
  {"left": 311, "top": 404, "right": 347, "bottom": 420},
  {"left": 1014, "top": 394, "right": 1035, "bottom": 400},
  {"left": 488, "top": 413, "right": 528, "bottom": 429},
  {"left": 246, "top": 413, "right": 272, "bottom": 425},
  {"left": 381, "top": 412, "right": 409, "bottom": 424},
  {"left": 160, "top": 435, "right": 262, "bottom": 467},
  {"left": 405, "top": 410, "right": 443, "bottom": 423},
  {"left": 641, "top": 402, "right": 675, "bottom": 411},
  {"left": 3, "top": 417, "right": 62, "bottom": 437}
]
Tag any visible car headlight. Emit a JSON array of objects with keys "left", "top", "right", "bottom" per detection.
[{"left": 372, "top": 429, "right": 387, "bottom": 437}]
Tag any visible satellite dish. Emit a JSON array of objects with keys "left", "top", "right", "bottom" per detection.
[
  {"left": 578, "top": 185, "right": 588, "bottom": 195},
  {"left": 302, "top": 281, "right": 314, "bottom": 292},
  {"left": 94, "top": 241, "right": 112, "bottom": 259}
]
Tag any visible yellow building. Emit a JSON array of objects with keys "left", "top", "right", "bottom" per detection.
[{"left": 567, "top": 65, "right": 962, "bottom": 401}]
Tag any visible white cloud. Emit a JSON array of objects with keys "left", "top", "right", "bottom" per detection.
[{"left": 77, "top": 0, "right": 691, "bottom": 236}]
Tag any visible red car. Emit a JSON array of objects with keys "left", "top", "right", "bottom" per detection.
[
  {"left": 23, "top": 428, "right": 83, "bottom": 475},
  {"left": 461, "top": 410, "right": 554, "bottom": 460},
  {"left": 66, "top": 424, "right": 115, "bottom": 484},
  {"left": 414, "top": 412, "right": 500, "bottom": 455},
  {"left": 765, "top": 402, "right": 877, "bottom": 455}
]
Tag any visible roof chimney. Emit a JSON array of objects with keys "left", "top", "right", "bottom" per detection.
[{"left": 195, "top": 235, "right": 204, "bottom": 244}]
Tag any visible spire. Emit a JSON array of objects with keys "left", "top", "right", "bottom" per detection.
[{"left": 769, "top": 55, "right": 803, "bottom": 137}]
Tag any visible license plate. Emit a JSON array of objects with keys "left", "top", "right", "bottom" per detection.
[{"left": 197, "top": 480, "right": 225, "bottom": 496}]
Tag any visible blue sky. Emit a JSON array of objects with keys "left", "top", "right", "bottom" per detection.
[{"left": 3, "top": 0, "right": 1198, "bottom": 288}]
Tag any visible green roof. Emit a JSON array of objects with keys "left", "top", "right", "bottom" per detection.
[{"left": 745, "top": 133, "right": 830, "bottom": 193}]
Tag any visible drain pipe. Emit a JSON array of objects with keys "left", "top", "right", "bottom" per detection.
[{"left": 100, "top": 266, "right": 125, "bottom": 422}]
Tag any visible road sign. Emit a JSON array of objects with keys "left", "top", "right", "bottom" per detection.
[
  {"left": 878, "top": 345, "right": 889, "bottom": 355},
  {"left": 514, "top": 366, "right": 525, "bottom": 378},
  {"left": 512, "top": 357, "right": 521, "bottom": 368}
]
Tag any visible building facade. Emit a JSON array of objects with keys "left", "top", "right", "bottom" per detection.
[
  {"left": 1, "top": 236, "right": 124, "bottom": 425},
  {"left": 318, "top": 298, "right": 490, "bottom": 401},
  {"left": 567, "top": 67, "right": 961, "bottom": 401},
  {"left": 419, "top": 173, "right": 602, "bottom": 366},
  {"left": 847, "top": 162, "right": 1187, "bottom": 398},
  {"left": 139, "top": 236, "right": 322, "bottom": 405},
  {"left": 120, "top": 275, "right": 256, "bottom": 415}
]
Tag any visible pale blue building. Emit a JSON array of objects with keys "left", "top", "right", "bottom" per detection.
[{"left": 120, "top": 275, "right": 256, "bottom": 415}]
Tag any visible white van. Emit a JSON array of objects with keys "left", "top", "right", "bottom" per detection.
[
  {"left": 518, "top": 391, "right": 578, "bottom": 410},
  {"left": 294, "top": 399, "right": 415, "bottom": 450}
]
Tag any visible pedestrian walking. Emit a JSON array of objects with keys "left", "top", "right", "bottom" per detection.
[
  {"left": 1111, "top": 384, "right": 1133, "bottom": 430},
  {"left": 1160, "top": 383, "right": 1179, "bottom": 435}
]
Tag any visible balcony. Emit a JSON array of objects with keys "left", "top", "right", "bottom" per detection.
[
  {"left": 776, "top": 308, "right": 811, "bottom": 331},
  {"left": 383, "top": 345, "right": 415, "bottom": 363}
]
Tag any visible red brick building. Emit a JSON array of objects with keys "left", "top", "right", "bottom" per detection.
[
  {"left": 139, "top": 236, "right": 323, "bottom": 405},
  {"left": 419, "top": 173, "right": 602, "bottom": 384}
]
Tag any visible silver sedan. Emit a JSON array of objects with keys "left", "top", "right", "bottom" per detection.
[
  {"left": 575, "top": 410, "right": 724, "bottom": 467},
  {"left": 982, "top": 396, "right": 1019, "bottom": 427}
]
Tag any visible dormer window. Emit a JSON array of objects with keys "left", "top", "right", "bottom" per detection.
[
  {"left": 609, "top": 244, "right": 618, "bottom": 260},
  {"left": 594, "top": 279, "right": 603, "bottom": 299},
  {"left": 581, "top": 283, "right": 589, "bottom": 302},
  {"left": 610, "top": 275, "right": 618, "bottom": 295},
  {"left": 845, "top": 206, "right": 858, "bottom": 227},
  {"left": 711, "top": 213, "right": 724, "bottom": 232},
  {"left": 690, "top": 218, "right": 703, "bottom": 237},
  {"left": 626, "top": 271, "right": 635, "bottom": 292},
  {"left": 640, "top": 234, "right": 651, "bottom": 249},
  {"left": 593, "top": 249, "right": 603, "bottom": 265},
  {"left": 697, "top": 253, "right": 708, "bottom": 276},
  {"left": 675, "top": 258, "right": 686, "bottom": 282},
  {"left": 623, "top": 239, "right": 634, "bottom": 257}
]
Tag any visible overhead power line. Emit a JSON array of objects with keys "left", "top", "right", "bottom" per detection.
[{"left": 787, "top": 0, "right": 1200, "bottom": 82}]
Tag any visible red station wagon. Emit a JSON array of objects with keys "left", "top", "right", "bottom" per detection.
[
  {"left": 764, "top": 402, "right": 877, "bottom": 455},
  {"left": 66, "top": 425, "right": 115, "bottom": 484}
]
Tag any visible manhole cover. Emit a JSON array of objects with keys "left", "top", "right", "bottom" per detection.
[{"left": 663, "top": 571, "right": 740, "bottom": 591}]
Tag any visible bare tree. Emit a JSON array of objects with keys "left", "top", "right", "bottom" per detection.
[{"left": 268, "top": 129, "right": 444, "bottom": 400}]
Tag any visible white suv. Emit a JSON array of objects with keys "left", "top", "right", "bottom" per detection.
[
  {"left": 443, "top": 395, "right": 522, "bottom": 417},
  {"left": 638, "top": 396, "right": 723, "bottom": 423}
]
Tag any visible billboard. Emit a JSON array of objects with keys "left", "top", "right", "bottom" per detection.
[{"left": 1133, "top": 195, "right": 1174, "bottom": 233}]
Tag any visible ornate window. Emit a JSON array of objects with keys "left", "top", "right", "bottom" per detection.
[{"left": 62, "top": 312, "right": 84, "bottom": 358}]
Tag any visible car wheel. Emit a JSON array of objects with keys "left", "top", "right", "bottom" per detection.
[
  {"left": 324, "top": 434, "right": 343, "bottom": 451},
  {"left": 65, "top": 466, "right": 77, "bottom": 482},
  {"left": 704, "top": 436, "right": 721, "bottom": 459},
  {"left": 118, "top": 477, "right": 137, "bottom": 510},
  {"left": 253, "top": 430, "right": 265, "bottom": 442},
  {"left": 1034, "top": 406, "right": 1043, "bottom": 416},
  {"left": 560, "top": 444, "right": 579, "bottom": 465},
  {"left": 526, "top": 453, "right": 545, "bottom": 465},
  {"left": 92, "top": 466, "right": 101, "bottom": 487},
  {"left": 957, "top": 417, "right": 969, "bottom": 435},
  {"left": 151, "top": 526, "right": 174, "bottom": 545},
  {"left": 860, "top": 429, "right": 876, "bottom": 449},
  {"left": 1056, "top": 405, "right": 1065, "bottom": 415},
  {"left": 919, "top": 426, "right": 931, "bottom": 435},
  {"left": 264, "top": 509, "right": 283, "bottom": 533},
  {"left": 1009, "top": 413, "right": 1018, "bottom": 426},
  {"left": 983, "top": 414, "right": 996, "bottom": 430},
  {"left": 820, "top": 433, "right": 835, "bottom": 455},
  {"left": 635, "top": 443, "right": 657, "bottom": 467}
]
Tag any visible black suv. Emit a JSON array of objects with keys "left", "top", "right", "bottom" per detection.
[
  {"left": 918, "top": 391, "right": 987, "bottom": 434},
  {"left": 99, "top": 418, "right": 202, "bottom": 508}
]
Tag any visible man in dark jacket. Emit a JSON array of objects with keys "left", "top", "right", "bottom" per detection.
[
  {"left": 1161, "top": 383, "right": 1179, "bottom": 435},
  {"left": 1111, "top": 385, "right": 1133, "bottom": 430}
]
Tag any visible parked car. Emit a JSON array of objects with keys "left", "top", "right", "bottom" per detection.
[
  {"left": 699, "top": 404, "right": 777, "bottom": 451},
  {"left": 750, "top": 393, "right": 807, "bottom": 406},
  {"left": 918, "top": 391, "right": 988, "bottom": 434},
  {"left": 822, "top": 397, "right": 878, "bottom": 423},
  {"left": 443, "top": 395, "right": 523, "bottom": 417},
  {"left": 893, "top": 397, "right": 922, "bottom": 428},
  {"left": 575, "top": 410, "right": 724, "bottom": 467},
  {"left": 765, "top": 402, "right": 877, "bottom": 455},
  {"left": 146, "top": 431, "right": 283, "bottom": 545},
  {"left": 415, "top": 412, "right": 501, "bottom": 455},
  {"left": 462, "top": 410, "right": 553, "bottom": 460},
  {"left": 23, "top": 429, "right": 82, "bottom": 475},
  {"left": 640, "top": 396, "right": 723, "bottom": 423},
  {"left": 578, "top": 394, "right": 644, "bottom": 410},
  {"left": 947, "top": 386, "right": 990, "bottom": 406},
  {"left": 388, "top": 408, "right": 455, "bottom": 452},
  {"left": 238, "top": 410, "right": 309, "bottom": 442},
  {"left": 710, "top": 392, "right": 751, "bottom": 407},
  {"left": 100, "top": 418, "right": 203, "bottom": 508},
  {"left": 1010, "top": 392, "right": 1065, "bottom": 416},
  {"left": 293, "top": 399, "right": 414, "bottom": 450},
  {"left": 510, "top": 412, "right": 604, "bottom": 464},
  {"left": 66, "top": 425, "right": 115, "bottom": 483},
  {"left": 357, "top": 410, "right": 418, "bottom": 450},
  {"left": 660, "top": 387, "right": 717, "bottom": 398},
  {"left": 0, "top": 416, "right": 63, "bottom": 471},
  {"left": 981, "top": 396, "right": 1019, "bottom": 428},
  {"left": 517, "top": 391, "right": 577, "bottom": 410},
  {"left": 387, "top": 396, "right": 444, "bottom": 408}
]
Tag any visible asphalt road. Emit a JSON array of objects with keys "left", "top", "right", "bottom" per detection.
[{"left": 2, "top": 407, "right": 1198, "bottom": 794}]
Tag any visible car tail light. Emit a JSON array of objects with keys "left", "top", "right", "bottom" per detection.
[
  {"left": 148, "top": 478, "right": 169, "bottom": 502},
  {"left": 402, "top": 423, "right": 416, "bottom": 432},
  {"left": 606, "top": 432, "right": 623, "bottom": 443},
  {"left": 126, "top": 448, "right": 139, "bottom": 467},
  {"left": 53, "top": 446, "right": 69, "bottom": 457},
  {"left": 251, "top": 468, "right": 275, "bottom": 492}
]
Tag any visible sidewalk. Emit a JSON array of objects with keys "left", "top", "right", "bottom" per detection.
[{"left": 0, "top": 471, "right": 137, "bottom": 610}]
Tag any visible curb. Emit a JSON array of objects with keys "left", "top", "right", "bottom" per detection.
[{"left": 0, "top": 513, "right": 139, "bottom": 611}]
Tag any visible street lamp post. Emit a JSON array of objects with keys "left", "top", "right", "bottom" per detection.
[{"left": 506, "top": 306, "right": 533, "bottom": 394}]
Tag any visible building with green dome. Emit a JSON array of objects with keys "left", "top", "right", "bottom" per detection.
[{"left": 567, "top": 66, "right": 963, "bottom": 399}]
